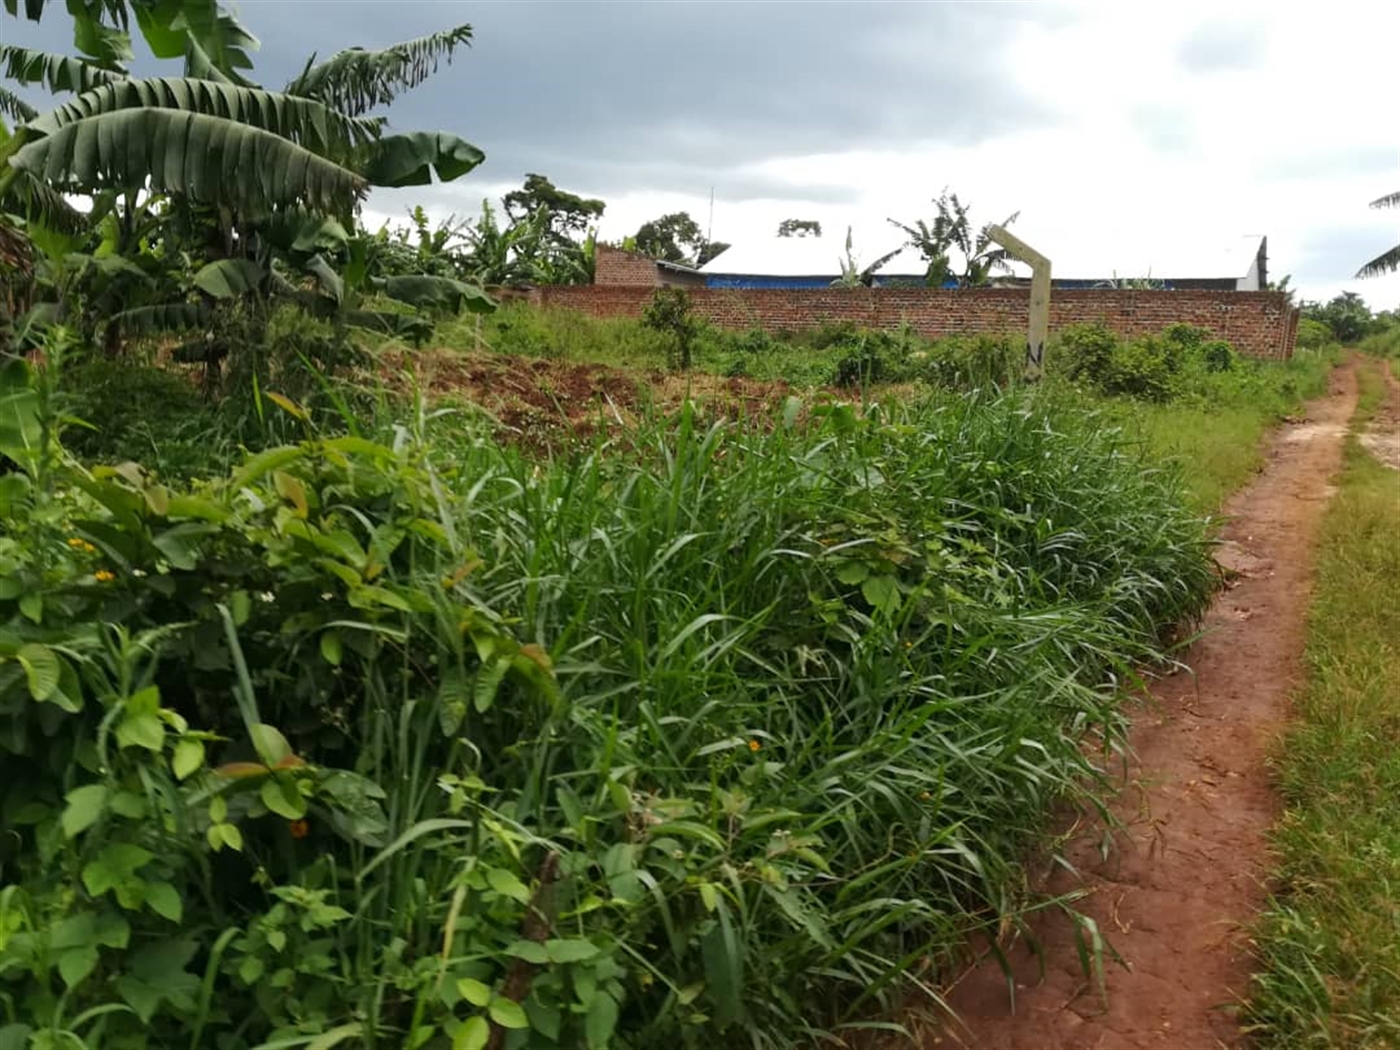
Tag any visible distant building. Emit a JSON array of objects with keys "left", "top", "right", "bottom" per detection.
[
  {"left": 593, "top": 235, "right": 1272, "bottom": 293},
  {"left": 593, "top": 244, "right": 705, "bottom": 288},
  {"left": 696, "top": 238, "right": 927, "bottom": 289},
  {"left": 1004, "top": 236, "right": 1270, "bottom": 292}
]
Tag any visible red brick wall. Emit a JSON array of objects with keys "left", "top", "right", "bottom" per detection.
[
  {"left": 531, "top": 285, "right": 1300, "bottom": 359},
  {"left": 593, "top": 245, "right": 662, "bottom": 287}
]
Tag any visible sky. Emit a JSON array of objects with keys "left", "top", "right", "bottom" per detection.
[{"left": 4, "top": 0, "right": 1398, "bottom": 307}]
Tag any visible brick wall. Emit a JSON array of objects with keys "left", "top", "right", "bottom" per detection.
[
  {"left": 593, "top": 245, "right": 662, "bottom": 286},
  {"left": 531, "top": 285, "right": 1300, "bottom": 359}
]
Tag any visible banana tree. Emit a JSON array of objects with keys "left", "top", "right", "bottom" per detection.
[{"left": 2, "top": 0, "right": 492, "bottom": 374}]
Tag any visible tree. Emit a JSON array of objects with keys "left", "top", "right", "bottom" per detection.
[
  {"left": 633, "top": 211, "right": 703, "bottom": 264},
  {"left": 502, "top": 173, "right": 604, "bottom": 237},
  {"left": 1305, "top": 291, "right": 1374, "bottom": 344},
  {"left": 632, "top": 210, "right": 726, "bottom": 267},
  {"left": 777, "top": 218, "right": 821, "bottom": 238},
  {"left": 889, "top": 189, "right": 1019, "bottom": 288},
  {"left": 1356, "top": 191, "right": 1399, "bottom": 278}
]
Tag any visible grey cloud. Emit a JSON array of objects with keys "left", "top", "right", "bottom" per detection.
[
  {"left": 1290, "top": 226, "right": 1396, "bottom": 288},
  {"left": 5, "top": 1, "right": 1065, "bottom": 209},
  {"left": 1176, "top": 22, "right": 1266, "bottom": 73}
]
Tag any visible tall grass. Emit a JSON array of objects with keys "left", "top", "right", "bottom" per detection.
[
  {"left": 1, "top": 365, "right": 1219, "bottom": 1048},
  {"left": 1246, "top": 361, "right": 1400, "bottom": 1047}
]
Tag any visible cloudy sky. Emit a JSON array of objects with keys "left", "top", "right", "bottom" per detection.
[{"left": 6, "top": 1, "right": 1398, "bottom": 306}]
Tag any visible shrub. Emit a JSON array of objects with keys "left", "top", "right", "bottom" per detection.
[
  {"left": 641, "top": 287, "right": 703, "bottom": 371},
  {"left": 0, "top": 354, "right": 1219, "bottom": 1050},
  {"left": 1295, "top": 317, "right": 1335, "bottom": 352}
]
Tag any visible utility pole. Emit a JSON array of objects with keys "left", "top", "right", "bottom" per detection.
[{"left": 987, "top": 225, "right": 1052, "bottom": 381}]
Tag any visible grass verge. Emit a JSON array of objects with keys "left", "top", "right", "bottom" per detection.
[
  {"left": 1115, "top": 348, "right": 1339, "bottom": 513},
  {"left": 1246, "top": 359, "right": 1400, "bottom": 1048}
]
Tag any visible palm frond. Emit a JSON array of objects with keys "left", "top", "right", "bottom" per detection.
[
  {"left": 0, "top": 85, "right": 38, "bottom": 124},
  {"left": 1356, "top": 243, "right": 1400, "bottom": 279},
  {"left": 12, "top": 108, "right": 366, "bottom": 214},
  {"left": 1370, "top": 191, "right": 1400, "bottom": 210},
  {"left": 0, "top": 45, "right": 125, "bottom": 95},
  {"left": 32, "top": 77, "right": 383, "bottom": 158},
  {"left": 286, "top": 25, "right": 473, "bottom": 116}
]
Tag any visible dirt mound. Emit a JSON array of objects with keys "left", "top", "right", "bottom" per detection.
[{"left": 378, "top": 348, "right": 799, "bottom": 451}]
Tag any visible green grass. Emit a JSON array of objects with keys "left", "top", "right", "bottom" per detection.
[
  {"left": 1247, "top": 359, "right": 1400, "bottom": 1048},
  {"left": 2, "top": 349, "right": 1222, "bottom": 1049},
  {"left": 1107, "top": 348, "right": 1340, "bottom": 514}
]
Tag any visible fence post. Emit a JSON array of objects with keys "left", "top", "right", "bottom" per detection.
[{"left": 986, "top": 226, "right": 1051, "bottom": 381}]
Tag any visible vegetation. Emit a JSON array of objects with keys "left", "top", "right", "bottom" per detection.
[
  {"left": 631, "top": 212, "right": 727, "bottom": 268},
  {"left": 887, "top": 190, "right": 1019, "bottom": 288},
  {"left": 776, "top": 219, "right": 821, "bottom": 239},
  {"left": 0, "top": 332, "right": 1227, "bottom": 1048},
  {"left": 1355, "top": 190, "right": 1399, "bottom": 278},
  {"left": 0, "top": 4, "right": 1362, "bottom": 1049},
  {"left": 1247, "top": 358, "right": 1400, "bottom": 1047}
]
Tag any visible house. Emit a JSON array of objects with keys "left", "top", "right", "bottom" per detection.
[
  {"left": 1004, "top": 236, "right": 1270, "bottom": 292},
  {"left": 696, "top": 238, "right": 928, "bottom": 289},
  {"left": 592, "top": 244, "right": 706, "bottom": 288}
]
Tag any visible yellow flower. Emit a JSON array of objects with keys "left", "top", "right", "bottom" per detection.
[
  {"left": 93, "top": 570, "right": 115, "bottom": 582},
  {"left": 67, "top": 537, "right": 97, "bottom": 553},
  {"left": 748, "top": 739, "right": 761, "bottom": 752}
]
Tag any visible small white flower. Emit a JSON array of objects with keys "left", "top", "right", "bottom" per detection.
[{"left": 257, "top": 591, "right": 275, "bottom": 603}]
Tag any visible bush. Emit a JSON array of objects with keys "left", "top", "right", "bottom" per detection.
[
  {"left": 60, "top": 361, "right": 223, "bottom": 479},
  {"left": 1295, "top": 317, "right": 1335, "bottom": 352},
  {"left": 0, "top": 356, "right": 1218, "bottom": 1050}
]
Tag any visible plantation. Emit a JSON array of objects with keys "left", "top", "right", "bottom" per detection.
[{"left": 0, "top": 1, "right": 1370, "bottom": 1048}]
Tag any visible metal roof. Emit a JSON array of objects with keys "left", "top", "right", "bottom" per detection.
[
  {"left": 699, "top": 237, "right": 925, "bottom": 277},
  {"left": 700, "top": 234, "right": 1265, "bottom": 283}
]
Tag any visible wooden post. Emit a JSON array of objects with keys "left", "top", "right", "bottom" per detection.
[{"left": 986, "top": 225, "right": 1051, "bottom": 381}]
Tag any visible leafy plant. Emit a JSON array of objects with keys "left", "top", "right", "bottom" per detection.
[{"left": 641, "top": 286, "right": 702, "bottom": 371}]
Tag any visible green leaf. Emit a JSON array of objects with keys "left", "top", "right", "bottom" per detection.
[
  {"left": 287, "top": 26, "right": 474, "bottom": 116},
  {"left": 62, "top": 783, "right": 109, "bottom": 838},
  {"left": 437, "top": 665, "right": 468, "bottom": 736},
  {"left": 250, "top": 723, "right": 292, "bottom": 766},
  {"left": 502, "top": 940, "right": 548, "bottom": 965},
  {"left": 452, "top": 1015, "right": 489, "bottom": 1050},
  {"left": 260, "top": 778, "right": 307, "bottom": 820},
  {"left": 861, "top": 574, "right": 901, "bottom": 614},
  {"left": 218, "top": 822, "right": 244, "bottom": 851},
  {"left": 486, "top": 867, "right": 530, "bottom": 904},
  {"left": 18, "top": 592, "right": 41, "bottom": 623},
  {"left": 13, "top": 108, "right": 367, "bottom": 214},
  {"left": 585, "top": 992, "right": 619, "bottom": 1050},
  {"left": 172, "top": 738, "right": 204, "bottom": 780},
  {"left": 193, "top": 258, "right": 264, "bottom": 298},
  {"left": 144, "top": 881, "right": 182, "bottom": 922},
  {"left": 487, "top": 997, "right": 528, "bottom": 1030},
  {"left": 377, "top": 273, "right": 495, "bottom": 315},
  {"left": 702, "top": 898, "right": 745, "bottom": 1026},
  {"left": 835, "top": 560, "right": 870, "bottom": 585},
  {"left": 473, "top": 655, "right": 511, "bottom": 714},
  {"left": 58, "top": 945, "right": 99, "bottom": 989},
  {"left": 319, "top": 630, "right": 343, "bottom": 667},
  {"left": 544, "top": 938, "right": 600, "bottom": 964},
  {"left": 117, "top": 712, "right": 165, "bottom": 752},
  {"left": 16, "top": 642, "right": 59, "bottom": 701},
  {"left": 455, "top": 977, "right": 491, "bottom": 1007}
]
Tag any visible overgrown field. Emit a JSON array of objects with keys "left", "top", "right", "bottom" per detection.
[
  {"left": 0, "top": 328, "right": 1236, "bottom": 1049},
  {"left": 1247, "top": 359, "right": 1400, "bottom": 1048}
]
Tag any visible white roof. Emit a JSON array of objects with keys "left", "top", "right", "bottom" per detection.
[
  {"left": 700, "top": 236, "right": 925, "bottom": 277},
  {"left": 1009, "top": 235, "right": 1265, "bottom": 281}
]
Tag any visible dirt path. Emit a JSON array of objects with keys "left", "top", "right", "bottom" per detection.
[{"left": 940, "top": 359, "right": 1361, "bottom": 1050}]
